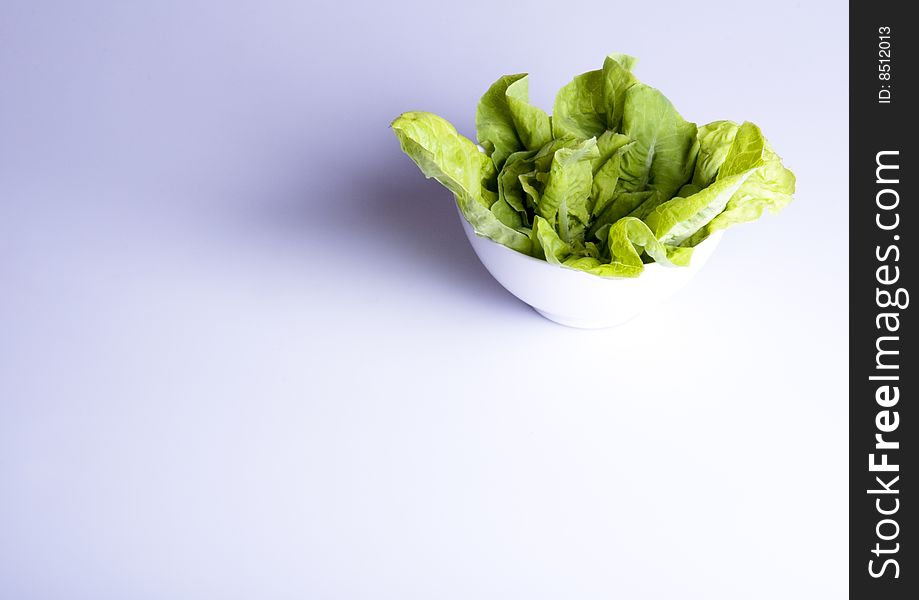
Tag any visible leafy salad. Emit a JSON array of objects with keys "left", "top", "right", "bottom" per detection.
[{"left": 392, "top": 54, "right": 795, "bottom": 278}]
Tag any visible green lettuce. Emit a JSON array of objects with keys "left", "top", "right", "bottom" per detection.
[{"left": 391, "top": 54, "right": 795, "bottom": 278}]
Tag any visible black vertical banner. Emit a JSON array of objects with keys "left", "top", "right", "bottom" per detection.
[{"left": 850, "top": 2, "right": 915, "bottom": 597}]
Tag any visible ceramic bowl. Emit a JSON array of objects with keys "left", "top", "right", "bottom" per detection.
[{"left": 458, "top": 206, "right": 723, "bottom": 328}]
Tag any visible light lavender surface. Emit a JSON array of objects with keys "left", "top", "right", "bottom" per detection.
[{"left": 1, "top": 1, "right": 847, "bottom": 598}]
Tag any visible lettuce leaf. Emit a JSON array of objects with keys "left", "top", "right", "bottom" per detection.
[
  {"left": 392, "top": 111, "right": 532, "bottom": 254},
  {"left": 616, "top": 83, "right": 698, "bottom": 200},
  {"left": 476, "top": 74, "right": 527, "bottom": 170},
  {"left": 505, "top": 76, "right": 553, "bottom": 152},
  {"left": 551, "top": 54, "right": 638, "bottom": 140},
  {"left": 536, "top": 138, "right": 599, "bottom": 243}
]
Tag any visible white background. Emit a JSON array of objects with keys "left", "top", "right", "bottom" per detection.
[{"left": 1, "top": 1, "right": 848, "bottom": 598}]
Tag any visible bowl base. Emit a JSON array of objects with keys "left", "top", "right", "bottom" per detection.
[{"left": 533, "top": 308, "right": 635, "bottom": 329}]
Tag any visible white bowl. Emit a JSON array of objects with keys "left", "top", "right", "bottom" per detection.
[{"left": 458, "top": 206, "right": 723, "bottom": 328}]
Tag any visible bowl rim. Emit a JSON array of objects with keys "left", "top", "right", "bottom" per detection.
[{"left": 456, "top": 202, "right": 724, "bottom": 277}]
